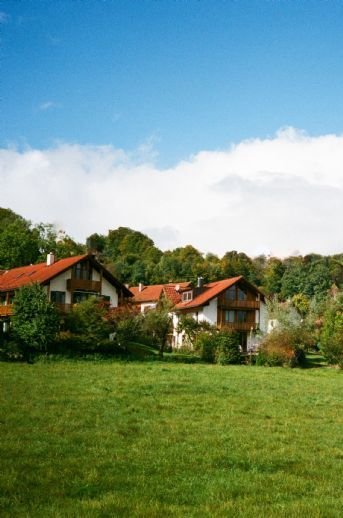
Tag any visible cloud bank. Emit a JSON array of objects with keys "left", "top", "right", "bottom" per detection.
[{"left": 1, "top": 128, "right": 342, "bottom": 257}]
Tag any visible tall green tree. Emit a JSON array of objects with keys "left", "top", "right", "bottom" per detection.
[
  {"left": 12, "top": 283, "right": 60, "bottom": 357},
  {"left": 0, "top": 218, "right": 40, "bottom": 269}
]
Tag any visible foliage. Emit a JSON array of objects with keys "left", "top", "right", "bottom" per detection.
[
  {"left": 11, "top": 283, "right": 60, "bottom": 356},
  {"left": 64, "top": 297, "right": 113, "bottom": 346},
  {"left": 214, "top": 330, "right": 241, "bottom": 365},
  {"left": 291, "top": 293, "right": 310, "bottom": 317},
  {"left": 320, "top": 293, "right": 343, "bottom": 367},
  {"left": 114, "top": 313, "right": 144, "bottom": 348},
  {"left": 141, "top": 301, "right": 173, "bottom": 356},
  {"left": 176, "top": 315, "right": 214, "bottom": 347},
  {"left": 194, "top": 329, "right": 241, "bottom": 364},
  {"left": 1, "top": 206, "right": 343, "bottom": 300},
  {"left": 257, "top": 327, "right": 307, "bottom": 367},
  {"left": 0, "top": 216, "right": 40, "bottom": 269}
]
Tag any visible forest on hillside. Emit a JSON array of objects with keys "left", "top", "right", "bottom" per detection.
[{"left": 1, "top": 207, "right": 342, "bottom": 300}]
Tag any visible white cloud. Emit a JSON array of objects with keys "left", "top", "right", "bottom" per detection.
[
  {"left": 39, "top": 101, "right": 59, "bottom": 111},
  {"left": 0, "top": 128, "right": 342, "bottom": 257}
]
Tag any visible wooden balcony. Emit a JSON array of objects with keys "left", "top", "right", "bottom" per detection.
[
  {"left": 0, "top": 305, "right": 13, "bottom": 317},
  {"left": 218, "top": 300, "right": 260, "bottom": 310},
  {"left": 220, "top": 322, "right": 258, "bottom": 332},
  {"left": 66, "top": 278, "right": 101, "bottom": 292},
  {"left": 52, "top": 303, "right": 73, "bottom": 314}
]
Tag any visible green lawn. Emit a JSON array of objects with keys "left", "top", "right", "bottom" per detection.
[{"left": 1, "top": 360, "right": 343, "bottom": 517}]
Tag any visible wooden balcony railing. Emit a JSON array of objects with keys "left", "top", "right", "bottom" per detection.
[
  {"left": 66, "top": 278, "right": 101, "bottom": 292},
  {"left": 218, "top": 300, "right": 260, "bottom": 309},
  {"left": 220, "top": 322, "right": 258, "bottom": 332},
  {"left": 0, "top": 305, "right": 13, "bottom": 317}
]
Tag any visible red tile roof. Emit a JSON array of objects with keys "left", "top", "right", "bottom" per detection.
[
  {"left": 163, "top": 282, "right": 192, "bottom": 305},
  {"left": 0, "top": 255, "right": 89, "bottom": 292},
  {"left": 130, "top": 284, "right": 165, "bottom": 303},
  {"left": 175, "top": 277, "right": 242, "bottom": 310},
  {"left": 130, "top": 282, "right": 193, "bottom": 305}
]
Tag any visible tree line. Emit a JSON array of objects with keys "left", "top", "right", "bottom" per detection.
[{"left": 1, "top": 207, "right": 342, "bottom": 300}]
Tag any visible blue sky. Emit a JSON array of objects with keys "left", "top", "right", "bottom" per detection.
[
  {"left": 1, "top": 1, "right": 343, "bottom": 256},
  {"left": 2, "top": 0, "right": 343, "bottom": 166}
]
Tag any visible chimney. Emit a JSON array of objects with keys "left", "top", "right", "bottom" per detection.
[
  {"left": 139, "top": 282, "right": 144, "bottom": 292},
  {"left": 47, "top": 252, "right": 55, "bottom": 266},
  {"left": 175, "top": 284, "right": 180, "bottom": 292},
  {"left": 197, "top": 277, "right": 203, "bottom": 288}
]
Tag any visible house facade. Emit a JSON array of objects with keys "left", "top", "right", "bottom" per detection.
[
  {"left": 130, "top": 277, "right": 268, "bottom": 351},
  {"left": 0, "top": 253, "right": 132, "bottom": 331},
  {"left": 129, "top": 281, "right": 192, "bottom": 312}
]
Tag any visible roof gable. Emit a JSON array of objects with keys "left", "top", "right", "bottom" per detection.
[
  {"left": 175, "top": 277, "right": 242, "bottom": 310},
  {"left": 0, "top": 254, "right": 132, "bottom": 297}
]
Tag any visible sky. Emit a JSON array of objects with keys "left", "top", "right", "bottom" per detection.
[{"left": 1, "top": 0, "right": 343, "bottom": 257}]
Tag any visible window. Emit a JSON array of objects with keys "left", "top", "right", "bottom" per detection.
[
  {"left": 72, "top": 291, "right": 97, "bottom": 303},
  {"left": 50, "top": 291, "right": 66, "bottom": 304},
  {"left": 225, "top": 310, "right": 235, "bottom": 323},
  {"left": 73, "top": 262, "right": 92, "bottom": 280},
  {"left": 225, "top": 286, "right": 236, "bottom": 301},
  {"left": 237, "top": 288, "right": 247, "bottom": 301},
  {"left": 182, "top": 291, "right": 193, "bottom": 302},
  {"left": 237, "top": 311, "right": 247, "bottom": 323},
  {"left": 0, "top": 293, "right": 6, "bottom": 305}
]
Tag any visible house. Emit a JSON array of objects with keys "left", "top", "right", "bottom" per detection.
[
  {"left": 174, "top": 277, "right": 267, "bottom": 350},
  {"left": 131, "top": 276, "right": 268, "bottom": 351},
  {"left": 0, "top": 253, "right": 132, "bottom": 332},
  {"left": 130, "top": 281, "right": 192, "bottom": 312}
]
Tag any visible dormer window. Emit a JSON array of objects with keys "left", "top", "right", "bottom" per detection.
[{"left": 182, "top": 290, "right": 193, "bottom": 302}]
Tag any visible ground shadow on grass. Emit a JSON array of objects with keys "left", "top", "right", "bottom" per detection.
[{"left": 303, "top": 352, "right": 328, "bottom": 369}]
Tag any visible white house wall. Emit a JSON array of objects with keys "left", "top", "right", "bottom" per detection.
[
  {"left": 198, "top": 298, "right": 217, "bottom": 325},
  {"left": 259, "top": 302, "right": 268, "bottom": 333},
  {"left": 101, "top": 277, "right": 118, "bottom": 307},
  {"left": 140, "top": 302, "right": 157, "bottom": 313},
  {"left": 92, "top": 269, "right": 101, "bottom": 281},
  {"left": 49, "top": 270, "right": 72, "bottom": 304}
]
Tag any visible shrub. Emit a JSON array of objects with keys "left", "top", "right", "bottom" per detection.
[
  {"left": 65, "top": 297, "right": 113, "bottom": 343},
  {"left": 11, "top": 283, "right": 60, "bottom": 359},
  {"left": 258, "top": 327, "right": 306, "bottom": 367},
  {"left": 194, "top": 329, "right": 241, "bottom": 365},
  {"left": 214, "top": 330, "right": 241, "bottom": 365},
  {"left": 320, "top": 294, "right": 343, "bottom": 367},
  {"left": 194, "top": 331, "right": 216, "bottom": 363}
]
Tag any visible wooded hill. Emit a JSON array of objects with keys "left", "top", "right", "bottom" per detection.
[{"left": 1, "top": 207, "right": 342, "bottom": 299}]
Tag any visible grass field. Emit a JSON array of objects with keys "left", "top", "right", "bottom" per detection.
[{"left": 1, "top": 359, "right": 343, "bottom": 517}]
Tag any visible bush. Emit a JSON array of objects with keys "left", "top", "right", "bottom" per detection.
[
  {"left": 258, "top": 327, "right": 306, "bottom": 367},
  {"left": 52, "top": 331, "right": 124, "bottom": 356},
  {"left": 194, "top": 331, "right": 216, "bottom": 363},
  {"left": 194, "top": 329, "right": 241, "bottom": 365},
  {"left": 11, "top": 283, "right": 60, "bottom": 360},
  {"left": 214, "top": 331, "right": 241, "bottom": 365},
  {"left": 65, "top": 297, "right": 113, "bottom": 342},
  {"left": 320, "top": 294, "right": 343, "bottom": 367}
]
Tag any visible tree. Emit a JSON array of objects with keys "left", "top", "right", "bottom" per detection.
[
  {"left": 12, "top": 283, "right": 60, "bottom": 358},
  {"left": 320, "top": 293, "right": 343, "bottom": 367},
  {"left": 66, "top": 297, "right": 112, "bottom": 344},
  {"left": 0, "top": 215, "right": 40, "bottom": 269},
  {"left": 142, "top": 301, "right": 173, "bottom": 357},
  {"left": 221, "top": 251, "right": 257, "bottom": 283}
]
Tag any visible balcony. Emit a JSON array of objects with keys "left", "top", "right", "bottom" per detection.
[
  {"left": 218, "top": 299, "right": 260, "bottom": 310},
  {"left": 0, "top": 305, "right": 13, "bottom": 317},
  {"left": 66, "top": 278, "right": 101, "bottom": 292},
  {"left": 220, "top": 322, "right": 258, "bottom": 332}
]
